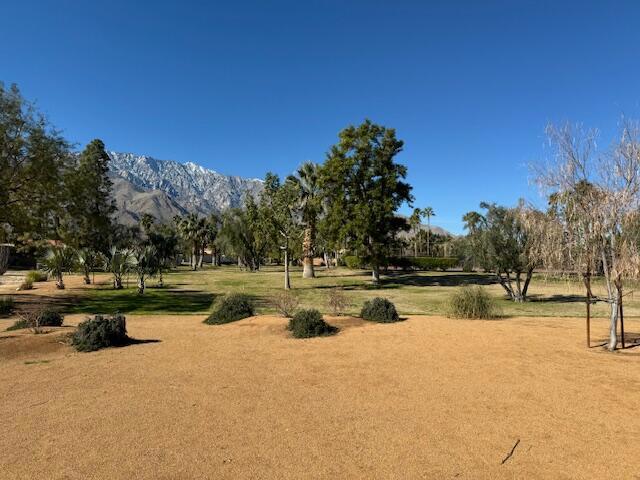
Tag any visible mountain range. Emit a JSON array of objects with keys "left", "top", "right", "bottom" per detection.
[
  {"left": 107, "top": 151, "right": 451, "bottom": 236},
  {"left": 108, "top": 152, "right": 263, "bottom": 225}
]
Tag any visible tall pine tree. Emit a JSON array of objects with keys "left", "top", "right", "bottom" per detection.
[{"left": 63, "top": 139, "right": 116, "bottom": 252}]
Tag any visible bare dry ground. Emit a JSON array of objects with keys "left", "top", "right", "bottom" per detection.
[{"left": 1, "top": 314, "right": 639, "bottom": 479}]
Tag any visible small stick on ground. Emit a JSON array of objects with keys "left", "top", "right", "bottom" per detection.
[{"left": 500, "top": 439, "right": 520, "bottom": 465}]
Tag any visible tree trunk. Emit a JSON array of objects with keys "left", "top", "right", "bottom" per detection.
[
  {"left": 426, "top": 218, "right": 431, "bottom": 256},
  {"left": 158, "top": 270, "right": 164, "bottom": 288},
  {"left": 0, "top": 244, "right": 10, "bottom": 275},
  {"left": 302, "top": 224, "right": 315, "bottom": 279},
  {"left": 521, "top": 268, "right": 533, "bottom": 300},
  {"left": 114, "top": 275, "right": 123, "bottom": 289},
  {"left": 583, "top": 271, "right": 592, "bottom": 348},
  {"left": 372, "top": 265, "right": 380, "bottom": 285},
  {"left": 284, "top": 248, "right": 290, "bottom": 290},
  {"left": 324, "top": 251, "right": 331, "bottom": 270},
  {"left": 56, "top": 273, "right": 65, "bottom": 290},
  {"left": 137, "top": 276, "right": 145, "bottom": 295},
  {"left": 83, "top": 271, "right": 91, "bottom": 285},
  {"left": 607, "top": 299, "right": 619, "bottom": 351}
]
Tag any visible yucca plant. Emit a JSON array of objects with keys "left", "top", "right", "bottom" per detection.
[
  {"left": 40, "top": 245, "right": 77, "bottom": 289},
  {"left": 104, "top": 246, "right": 134, "bottom": 290}
]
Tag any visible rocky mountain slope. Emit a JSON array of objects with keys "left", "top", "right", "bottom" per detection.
[{"left": 107, "top": 152, "right": 263, "bottom": 224}]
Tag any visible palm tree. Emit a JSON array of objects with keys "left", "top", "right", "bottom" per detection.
[
  {"left": 77, "top": 248, "right": 102, "bottom": 285},
  {"left": 177, "top": 213, "right": 206, "bottom": 270},
  {"left": 104, "top": 246, "right": 134, "bottom": 289},
  {"left": 409, "top": 208, "right": 423, "bottom": 257},
  {"left": 41, "top": 245, "right": 77, "bottom": 289},
  {"left": 291, "top": 162, "right": 322, "bottom": 279},
  {"left": 423, "top": 207, "right": 435, "bottom": 256},
  {"left": 131, "top": 245, "right": 158, "bottom": 294}
]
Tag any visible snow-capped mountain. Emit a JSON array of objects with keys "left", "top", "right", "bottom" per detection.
[{"left": 108, "top": 152, "right": 263, "bottom": 224}]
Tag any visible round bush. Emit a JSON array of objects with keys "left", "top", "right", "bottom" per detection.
[
  {"left": 360, "top": 297, "right": 400, "bottom": 323},
  {"left": 25, "top": 271, "right": 48, "bottom": 283},
  {"left": 448, "top": 285, "right": 498, "bottom": 319},
  {"left": 72, "top": 314, "right": 128, "bottom": 352},
  {"left": 204, "top": 294, "right": 254, "bottom": 325},
  {"left": 288, "top": 309, "right": 338, "bottom": 338},
  {"left": 37, "top": 309, "right": 63, "bottom": 327}
]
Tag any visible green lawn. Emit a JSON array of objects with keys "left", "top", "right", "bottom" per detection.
[{"left": 67, "top": 265, "right": 640, "bottom": 318}]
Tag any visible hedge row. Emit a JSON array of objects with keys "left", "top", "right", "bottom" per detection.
[{"left": 343, "top": 256, "right": 458, "bottom": 271}]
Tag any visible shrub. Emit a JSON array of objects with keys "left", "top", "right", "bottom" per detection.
[
  {"left": 448, "top": 285, "right": 498, "bottom": 319},
  {"left": 327, "top": 288, "right": 348, "bottom": 316},
  {"left": 0, "top": 296, "right": 14, "bottom": 315},
  {"left": 37, "top": 309, "right": 64, "bottom": 327},
  {"left": 25, "top": 271, "right": 48, "bottom": 283},
  {"left": 361, "top": 297, "right": 400, "bottom": 323},
  {"left": 204, "top": 293, "right": 254, "bottom": 325},
  {"left": 385, "top": 256, "right": 413, "bottom": 271},
  {"left": 410, "top": 257, "right": 459, "bottom": 271},
  {"left": 72, "top": 314, "right": 128, "bottom": 352},
  {"left": 343, "top": 255, "right": 365, "bottom": 269},
  {"left": 6, "top": 318, "right": 30, "bottom": 331},
  {"left": 6, "top": 308, "right": 63, "bottom": 332},
  {"left": 287, "top": 309, "right": 338, "bottom": 338},
  {"left": 17, "top": 279, "right": 33, "bottom": 291},
  {"left": 273, "top": 290, "right": 299, "bottom": 317}
]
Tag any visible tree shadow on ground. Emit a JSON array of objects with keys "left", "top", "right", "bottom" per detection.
[
  {"left": 380, "top": 273, "right": 498, "bottom": 288},
  {"left": 527, "top": 294, "right": 586, "bottom": 303},
  {"left": 67, "top": 289, "right": 216, "bottom": 315},
  {"left": 115, "top": 338, "right": 162, "bottom": 348}
]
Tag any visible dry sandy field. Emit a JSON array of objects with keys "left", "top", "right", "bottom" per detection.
[{"left": 1, "top": 313, "right": 639, "bottom": 479}]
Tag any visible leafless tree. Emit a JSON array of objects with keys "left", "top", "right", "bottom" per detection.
[{"left": 530, "top": 121, "right": 640, "bottom": 351}]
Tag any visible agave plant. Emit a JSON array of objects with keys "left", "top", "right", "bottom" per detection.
[
  {"left": 104, "top": 247, "right": 134, "bottom": 290},
  {"left": 40, "top": 245, "right": 77, "bottom": 289}
]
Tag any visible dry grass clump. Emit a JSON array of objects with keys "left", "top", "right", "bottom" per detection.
[
  {"left": 273, "top": 291, "right": 299, "bottom": 318},
  {"left": 448, "top": 285, "right": 499, "bottom": 319},
  {"left": 326, "top": 288, "right": 348, "bottom": 316}
]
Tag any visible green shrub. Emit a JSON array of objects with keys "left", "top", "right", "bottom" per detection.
[
  {"left": 361, "top": 297, "right": 400, "bottom": 323},
  {"left": 410, "top": 257, "right": 459, "bottom": 271},
  {"left": 0, "top": 296, "right": 14, "bottom": 316},
  {"left": 37, "top": 309, "right": 64, "bottom": 326},
  {"left": 204, "top": 294, "right": 254, "bottom": 325},
  {"left": 287, "top": 309, "right": 338, "bottom": 338},
  {"left": 385, "top": 257, "right": 413, "bottom": 271},
  {"left": 6, "top": 308, "right": 64, "bottom": 331},
  {"left": 72, "top": 314, "right": 128, "bottom": 352},
  {"left": 343, "top": 255, "right": 365, "bottom": 269},
  {"left": 25, "top": 271, "right": 48, "bottom": 283},
  {"left": 448, "top": 285, "right": 498, "bottom": 319}
]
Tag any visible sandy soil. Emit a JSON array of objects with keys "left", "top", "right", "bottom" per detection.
[{"left": 1, "top": 314, "right": 639, "bottom": 479}]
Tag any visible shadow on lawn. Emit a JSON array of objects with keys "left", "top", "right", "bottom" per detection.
[
  {"left": 68, "top": 289, "right": 216, "bottom": 314},
  {"left": 528, "top": 294, "right": 586, "bottom": 303}
]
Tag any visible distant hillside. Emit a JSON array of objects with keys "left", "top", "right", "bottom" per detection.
[{"left": 107, "top": 152, "right": 264, "bottom": 224}]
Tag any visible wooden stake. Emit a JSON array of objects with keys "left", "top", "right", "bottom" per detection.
[{"left": 619, "top": 287, "right": 625, "bottom": 349}]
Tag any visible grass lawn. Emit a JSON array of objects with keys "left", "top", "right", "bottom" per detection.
[{"left": 46, "top": 265, "right": 640, "bottom": 317}]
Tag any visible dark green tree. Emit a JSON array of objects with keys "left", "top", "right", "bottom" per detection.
[
  {"left": 0, "top": 83, "right": 70, "bottom": 248},
  {"left": 63, "top": 139, "right": 116, "bottom": 252},
  {"left": 320, "top": 120, "right": 413, "bottom": 284},
  {"left": 463, "top": 202, "right": 535, "bottom": 302}
]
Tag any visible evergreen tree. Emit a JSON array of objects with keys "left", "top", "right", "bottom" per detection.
[
  {"left": 320, "top": 120, "right": 413, "bottom": 284},
  {"left": 63, "top": 139, "right": 115, "bottom": 252},
  {"left": 0, "top": 82, "right": 70, "bottom": 247}
]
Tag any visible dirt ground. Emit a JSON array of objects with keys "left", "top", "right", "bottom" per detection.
[{"left": 1, "top": 314, "right": 639, "bottom": 479}]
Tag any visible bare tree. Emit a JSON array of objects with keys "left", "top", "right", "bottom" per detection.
[{"left": 531, "top": 121, "right": 640, "bottom": 351}]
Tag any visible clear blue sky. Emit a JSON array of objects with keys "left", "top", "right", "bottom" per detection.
[{"left": 3, "top": 1, "right": 640, "bottom": 233}]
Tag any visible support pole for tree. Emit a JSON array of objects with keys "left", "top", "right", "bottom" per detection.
[
  {"left": 586, "top": 288, "right": 591, "bottom": 348},
  {"left": 618, "top": 287, "right": 625, "bottom": 349}
]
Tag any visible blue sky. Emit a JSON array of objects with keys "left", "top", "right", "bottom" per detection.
[{"left": 2, "top": 1, "right": 640, "bottom": 233}]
